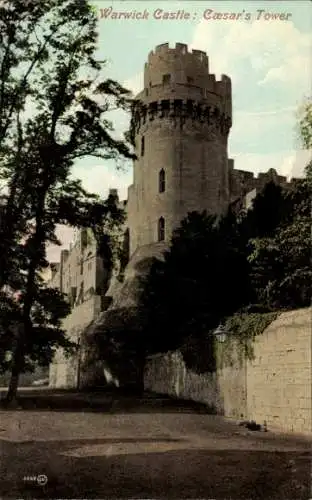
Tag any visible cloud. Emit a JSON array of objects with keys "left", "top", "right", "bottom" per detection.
[
  {"left": 191, "top": 18, "right": 311, "bottom": 96},
  {"left": 123, "top": 72, "right": 144, "bottom": 95},
  {"left": 235, "top": 106, "right": 297, "bottom": 117},
  {"left": 284, "top": 149, "right": 311, "bottom": 179},
  {"left": 229, "top": 106, "right": 298, "bottom": 154},
  {"left": 189, "top": 16, "right": 311, "bottom": 176},
  {"left": 259, "top": 53, "right": 311, "bottom": 89},
  {"left": 71, "top": 163, "right": 132, "bottom": 200}
]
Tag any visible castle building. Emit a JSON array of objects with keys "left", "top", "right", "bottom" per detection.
[
  {"left": 127, "top": 43, "right": 232, "bottom": 256},
  {"left": 126, "top": 43, "right": 291, "bottom": 257},
  {"left": 48, "top": 43, "right": 295, "bottom": 388}
]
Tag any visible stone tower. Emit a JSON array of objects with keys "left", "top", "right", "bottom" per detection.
[{"left": 127, "top": 43, "right": 232, "bottom": 257}]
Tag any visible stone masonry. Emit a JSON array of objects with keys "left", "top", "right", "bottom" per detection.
[{"left": 144, "top": 308, "right": 312, "bottom": 435}]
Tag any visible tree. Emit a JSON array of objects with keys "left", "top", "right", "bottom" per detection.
[
  {"left": 0, "top": 0, "right": 135, "bottom": 291},
  {"left": 298, "top": 97, "right": 312, "bottom": 150},
  {"left": 0, "top": 0, "right": 64, "bottom": 147},
  {"left": 242, "top": 181, "right": 291, "bottom": 240},
  {"left": 137, "top": 210, "right": 252, "bottom": 366},
  {"left": 0, "top": 286, "right": 74, "bottom": 379},
  {"left": 248, "top": 174, "right": 311, "bottom": 310},
  {"left": 91, "top": 193, "right": 127, "bottom": 296},
  {"left": 297, "top": 97, "right": 312, "bottom": 189},
  {"left": 0, "top": 0, "right": 135, "bottom": 402}
]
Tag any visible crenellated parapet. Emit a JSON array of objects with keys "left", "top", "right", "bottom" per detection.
[
  {"left": 130, "top": 99, "right": 232, "bottom": 140},
  {"left": 138, "top": 43, "right": 232, "bottom": 119},
  {"left": 147, "top": 43, "right": 208, "bottom": 63},
  {"left": 229, "top": 164, "right": 293, "bottom": 206}
]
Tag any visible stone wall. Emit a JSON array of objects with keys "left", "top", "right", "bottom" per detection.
[
  {"left": 246, "top": 308, "right": 311, "bottom": 434},
  {"left": 49, "top": 295, "right": 102, "bottom": 389},
  {"left": 144, "top": 308, "right": 311, "bottom": 434},
  {"left": 144, "top": 348, "right": 245, "bottom": 418}
]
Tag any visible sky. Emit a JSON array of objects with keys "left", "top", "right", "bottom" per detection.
[{"left": 47, "top": 0, "right": 312, "bottom": 263}]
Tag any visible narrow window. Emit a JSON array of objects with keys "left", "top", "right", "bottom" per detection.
[
  {"left": 158, "top": 217, "right": 165, "bottom": 242},
  {"left": 80, "top": 259, "right": 83, "bottom": 275},
  {"left": 141, "top": 136, "right": 145, "bottom": 156},
  {"left": 163, "top": 74, "right": 171, "bottom": 84},
  {"left": 159, "top": 169, "right": 165, "bottom": 193}
]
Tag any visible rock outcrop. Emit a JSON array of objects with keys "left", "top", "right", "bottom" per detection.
[{"left": 80, "top": 242, "right": 168, "bottom": 387}]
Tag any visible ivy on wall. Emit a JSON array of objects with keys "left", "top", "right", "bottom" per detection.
[{"left": 216, "top": 311, "right": 279, "bottom": 370}]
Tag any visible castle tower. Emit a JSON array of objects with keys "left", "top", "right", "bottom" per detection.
[{"left": 127, "top": 43, "right": 232, "bottom": 257}]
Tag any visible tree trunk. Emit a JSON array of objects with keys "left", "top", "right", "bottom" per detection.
[
  {"left": 6, "top": 367, "right": 21, "bottom": 405},
  {"left": 5, "top": 324, "right": 25, "bottom": 404}
]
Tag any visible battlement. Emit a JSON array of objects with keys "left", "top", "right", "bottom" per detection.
[
  {"left": 130, "top": 98, "right": 232, "bottom": 138},
  {"left": 141, "top": 43, "right": 232, "bottom": 117},
  {"left": 229, "top": 165, "right": 293, "bottom": 202},
  {"left": 146, "top": 43, "right": 209, "bottom": 76},
  {"left": 148, "top": 43, "right": 208, "bottom": 62},
  {"left": 232, "top": 167, "right": 288, "bottom": 183}
]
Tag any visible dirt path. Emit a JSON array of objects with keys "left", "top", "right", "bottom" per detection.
[{"left": 0, "top": 391, "right": 311, "bottom": 499}]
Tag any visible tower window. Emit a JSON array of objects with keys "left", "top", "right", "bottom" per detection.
[
  {"left": 158, "top": 217, "right": 165, "bottom": 242},
  {"left": 163, "top": 74, "right": 171, "bottom": 84},
  {"left": 159, "top": 169, "right": 165, "bottom": 193},
  {"left": 141, "top": 136, "right": 145, "bottom": 156}
]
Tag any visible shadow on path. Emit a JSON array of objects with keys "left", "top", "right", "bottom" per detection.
[
  {"left": 0, "top": 436, "right": 310, "bottom": 499},
  {"left": 0, "top": 389, "right": 214, "bottom": 414}
]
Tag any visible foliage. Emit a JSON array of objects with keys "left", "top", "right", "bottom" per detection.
[
  {"left": 217, "top": 310, "right": 279, "bottom": 369},
  {"left": 248, "top": 176, "right": 311, "bottom": 310},
  {"left": 0, "top": 275, "right": 76, "bottom": 370},
  {"left": 298, "top": 97, "right": 312, "bottom": 150},
  {"left": 242, "top": 181, "right": 291, "bottom": 239},
  {"left": 116, "top": 228, "right": 130, "bottom": 282},
  {"left": 0, "top": 0, "right": 135, "bottom": 400},
  {"left": 91, "top": 193, "right": 126, "bottom": 294},
  {"left": 138, "top": 210, "right": 252, "bottom": 361}
]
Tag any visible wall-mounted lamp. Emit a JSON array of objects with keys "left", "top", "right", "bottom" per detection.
[{"left": 213, "top": 324, "right": 227, "bottom": 343}]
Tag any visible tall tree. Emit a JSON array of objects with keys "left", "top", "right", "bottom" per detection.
[
  {"left": 138, "top": 210, "right": 251, "bottom": 356},
  {"left": 0, "top": 0, "right": 135, "bottom": 402},
  {"left": 246, "top": 95, "right": 312, "bottom": 310},
  {"left": 0, "top": 0, "right": 135, "bottom": 291},
  {"left": 248, "top": 173, "right": 311, "bottom": 310}
]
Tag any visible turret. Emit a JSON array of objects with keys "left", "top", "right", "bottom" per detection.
[{"left": 127, "top": 43, "right": 233, "bottom": 256}]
